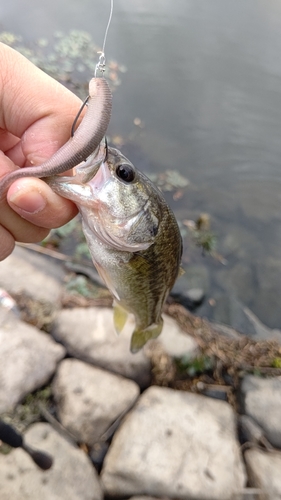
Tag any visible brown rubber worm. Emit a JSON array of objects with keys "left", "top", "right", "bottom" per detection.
[{"left": 0, "top": 77, "right": 112, "bottom": 198}]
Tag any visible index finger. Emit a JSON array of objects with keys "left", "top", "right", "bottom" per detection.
[{"left": 0, "top": 43, "right": 83, "bottom": 167}]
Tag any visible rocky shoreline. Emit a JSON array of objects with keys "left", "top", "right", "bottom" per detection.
[{"left": 1, "top": 246, "right": 281, "bottom": 499}]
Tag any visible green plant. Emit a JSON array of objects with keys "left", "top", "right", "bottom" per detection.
[{"left": 175, "top": 354, "right": 215, "bottom": 377}]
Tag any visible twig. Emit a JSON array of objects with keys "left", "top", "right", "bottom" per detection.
[
  {"left": 38, "top": 404, "right": 77, "bottom": 445},
  {"left": 16, "top": 242, "right": 71, "bottom": 262}
]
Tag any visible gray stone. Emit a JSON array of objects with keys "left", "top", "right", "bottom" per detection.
[
  {"left": 0, "top": 423, "right": 103, "bottom": 500},
  {"left": 239, "top": 415, "right": 266, "bottom": 445},
  {"left": 254, "top": 257, "right": 281, "bottom": 329},
  {"left": 220, "top": 224, "right": 263, "bottom": 261},
  {"left": 128, "top": 498, "right": 162, "bottom": 500},
  {"left": 185, "top": 287, "right": 205, "bottom": 303},
  {"left": 210, "top": 294, "right": 257, "bottom": 335},
  {"left": 51, "top": 308, "right": 198, "bottom": 388},
  {"left": 171, "top": 286, "right": 205, "bottom": 310},
  {"left": 52, "top": 359, "right": 140, "bottom": 445},
  {"left": 0, "top": 246, "right": 64, "bottom": 306},
  {"left": 216, "top": 263, "right": 256, "bottom": 303},
  {"left": 242, "top": 307, "right": 281, "bottom": 343},
  {"left": 51, "top": 307, "right": 151, "bottom": 388},
  {"left": 173, "top": 264, "right": 210, "bottom": 295},
  {"left": 209, "top": 295, "right": 281, "bottom": 342},
  {"left": 146, "top": 313, "right": 198, "bottom": 359},
  {"left": 241, "top": 375, "right": 281, "bottom": 448},
  {"left": 0, "top": 309, "right": 65, "bottom": 413},
  {"left": 245, "top": 448, "right": 281, "bottom": 500},
  {"left": 101, "top": 386, "right": 246, "bottom": 499},
  {"left": 241, "top": 488, "right": 264, "bottom": 500},
  {"left": 211, "top": 322, "right": 241, "bottom": 340}
]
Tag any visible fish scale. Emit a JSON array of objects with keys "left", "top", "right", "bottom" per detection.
[{"left": 47, "top": 145, "right": 183, "bottom": 352}]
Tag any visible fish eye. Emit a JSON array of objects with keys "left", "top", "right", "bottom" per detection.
[{"left": 116, "top": 164, "right": 135, "bottom": 183}]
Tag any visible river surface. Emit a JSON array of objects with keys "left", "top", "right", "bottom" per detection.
[{"left": 2, "top": 0, "right": 281, "bottom": 331}]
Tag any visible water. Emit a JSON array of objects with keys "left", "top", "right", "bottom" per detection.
[{"left": 2, "top": 0, "right": 281, "bottom": 330}]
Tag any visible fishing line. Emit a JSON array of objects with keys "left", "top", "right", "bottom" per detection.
[
  {"left": 95, "top": 0, "right": 114, "bottom": 76},
  {"left": 71, "top": 0, "right": 114, "bottom": 137}
]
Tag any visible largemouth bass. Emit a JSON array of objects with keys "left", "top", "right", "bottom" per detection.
[{"left": 47, "top": 143, "right": 182, "bottom": 352}]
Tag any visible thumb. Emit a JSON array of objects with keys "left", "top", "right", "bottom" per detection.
[{"left": 7, "top": 177, "right": 78, "bottom": 228}]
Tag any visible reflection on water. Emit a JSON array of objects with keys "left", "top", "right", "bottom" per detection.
[{"left": 2, "top": 0, "right": 281, "bottom": 330}]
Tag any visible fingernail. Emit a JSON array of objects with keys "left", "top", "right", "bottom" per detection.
[{"left": 9, "top": 189, "right": 47, "bottom": 214}]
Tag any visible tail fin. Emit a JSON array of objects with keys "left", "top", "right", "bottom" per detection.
[{"left": 130, "top": 318, "right": 163, "bottom": 353}]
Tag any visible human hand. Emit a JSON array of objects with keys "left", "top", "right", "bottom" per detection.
[{"left": 0, "top": 42, "right": 81, "bottom": 260}]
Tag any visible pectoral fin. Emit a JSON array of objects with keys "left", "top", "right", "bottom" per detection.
[
  {"left": 130, "top": 318, "right": 164, "bottom": 353},
  {"left": 178, "top": 266, "right": 185, "bottom": 277},
  {"left": 94, "top": 262, "right": 120, "bottom": 301},
  {"left": 113, "top": 302, "right": 129, "bottom": 334}
]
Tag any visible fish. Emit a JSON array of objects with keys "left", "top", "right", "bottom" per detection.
[
  {"left": 47, "top": 143, "right": 183, "bottom": 352},
  {"left": 0, "top": 66, "right": 182, "bottom": 352},
  {"left": 0, "top": 77, "right": 112, "bottom": 199}
]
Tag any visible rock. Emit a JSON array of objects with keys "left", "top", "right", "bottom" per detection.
[
  {"left": 200, "top": 385, "right": 229, "bottom": 402},
  {"left": 52, "top": 359, "right": 140, "bottom": 446},
  {"left": 245, "top": 448, "right": 281, "bottom": 499},
  {"left": 209, "top": 294, "right": 257, "bottom": 335},
  {"left": 90, "top": 442, "right": 110, "bottom": 473},
  {"left": 170, "top": 287, "right": 205, "bottom": 310},
  {"left": 205, "top": 293, "right": 250, "bottom": 335},
  {"left": 254, "top": 257, "right": 281, "bottom": 329},
  {"left": 241, "top": 375, "right": 281, "bottom": 448},
  {"left": 51, "top": 308, "right": 198, "bottom": 388},
  {"left": 101, "top": 386, "right": 246, "bottom": 499},
  {"left": 247, "top": 305, "right": 280, "bottom": 342},
  {"left": 172, "top": 264, "right": 210, "bottom": 296},
  {"left": 128, "top": 498, "right": 160, "bottom": 500},
  {"left": 146, "top": 313, "right": 198, "bottom": 359},
  {"left": 0, "top": 423, "right": 103, "bottom": 500},
  {"left": 0, "top": 246, "right": 64, "bottom": 307},
  {"left": 241, "top": 488, "right": 264, "bottom": 500},
  {"left": 51, "top": 307, "right": 151, "bottom": 388},
  {"left": 239, "top": 415, "right": 266, "bottom": 445},
  {"left": 208, "top": 294, "right": 281, "bottom": 342},
  {"left": 0, "top": 309, "right": 65, "bottom": 413},
  {"left": 185, "top": 287, "right": 205, "bottom": 304},
  {"left": 242, "top": 307, "right": 281, "bottom": 343},
  {"left": 239, "top": 415, "right": 273, "bottom": 450},
  {"left": 220, "top": 224, "right": 262, "bottom": 261},
  {"left": 216, "top": 263, "right": 256, "bottom": 303}
]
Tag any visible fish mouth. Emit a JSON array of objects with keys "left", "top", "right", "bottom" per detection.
[{"left": 88, "top": 160, "right": 111, "bottom": 197}]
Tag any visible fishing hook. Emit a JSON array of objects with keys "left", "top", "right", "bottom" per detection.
[
  {"left": 104, "top": 135, "right": 109, "bottom": 161},
  {"left": 71, "top": 95, "right": 90, "bottom": 138},
  {"left": 95, "top": 51, "right": 106, "bottom": 77}
]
